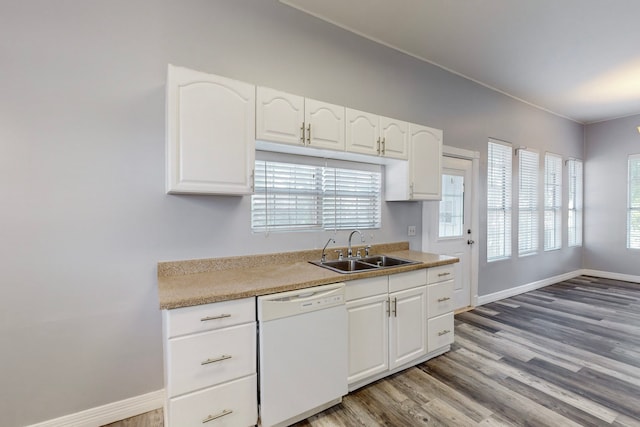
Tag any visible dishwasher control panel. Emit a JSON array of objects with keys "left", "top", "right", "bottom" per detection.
[
  {"left": 300, "top": 294, "right": 343, "bottom": 310},
  {"left": 258, "top": 282, "right": 346, "bottom": 321}
]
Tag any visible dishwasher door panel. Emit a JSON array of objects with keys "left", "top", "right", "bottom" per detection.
[{"left": 259, "top": 304, "right": 347, "bottom": 427}]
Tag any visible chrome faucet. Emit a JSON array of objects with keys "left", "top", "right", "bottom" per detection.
[
  {"left": 321, "top": 238, "right": 335, "bottom": 263},
  {"left": 347, "top": 230, "right": 365, "bottom": 258}
]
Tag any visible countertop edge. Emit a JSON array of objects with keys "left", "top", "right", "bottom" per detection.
[{"left": 158, "top": 250, "right": 459, "bottom": 310}]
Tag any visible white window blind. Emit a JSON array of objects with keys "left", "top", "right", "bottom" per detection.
[
  {"left": 567, "top": 159, "right": 583, "bottom": 247},
  {"left": 628, "top": 155, "right": 640, "bottom": 249},
  {"left": 518, "top": 149, "right": 539, "bottom": 256},
  {"left": 252, "top": 156, "right": 381, "bottom": 232},
  {"left": 487, "top": 140, "right": 512, "bottom": 261},
  {"left": 544, "top": 153, "right": 562, "bottom": 251},
  {"left": 323, "top": 167, "right": 381, "bottom": 230}
]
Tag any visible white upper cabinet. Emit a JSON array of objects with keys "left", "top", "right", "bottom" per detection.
[
  {"left": 380, "top": 117, "right": 408, "bottom": 160},
  {"left": 256, "top": 88, "right": 345, "bottom": 151},
  {"left": 256, "top": 87, "right": 304, "bottom": 146},
  {"left": 385, "top": 123, "right": 442, "bottom": 201},
  {"left": 410, "top": 124, "right": 442, "bottom": 200},
  {"left": 166, "top": 65, "right": 255, "bottom": 195},
  {"left": 304, "top": 98, "right": 345, "bottom": 150},
  {"left": 346, "top": 109, "right": 380, "bottom": 156},
  {"left": 346, "top": 109, "right": 408, "bottom": 160}
]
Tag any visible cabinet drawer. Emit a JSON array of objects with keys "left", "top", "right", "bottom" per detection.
[
  {"left": 167, "top": 323, "right": 256, "bottom": 397},
  {"left": 427, "top": 265, "right": 455, "bottom": 285},
  {"left": 345, "top": 276, "right": 388, "bottom": 301},
  {"left": 427, "top": 280, "right": 454, "bottom": 318},
  {"left": 388, "top": 269, "right": 426, "bottom": 293},
  {"left": 427, "top": 312, "right": 454, "bottom": 352},
  {"left": 168, "top": 374, "right": 258, "bottom": 427},
  {"left": 165, "top": 297, "right": 255, "bottom": 338}
]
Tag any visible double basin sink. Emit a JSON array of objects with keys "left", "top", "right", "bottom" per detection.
[{"left": 310, "top": 255, "right": 420, "bottom": 274}]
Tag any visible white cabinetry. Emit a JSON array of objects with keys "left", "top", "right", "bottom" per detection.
[
  {"left": 256, "top": 87, "right": 345, "bottom": 151},
  {"left": 426, "top": 264, "right": 455, "bottom": 352},
  {"left": 385, "top": 124, "right": 442, "bottom": 201},
  {"left": 162, "top": 297, "right": 258, "bottom": 427},
  {"left": 346, "top": 109, "right": 408, "bottom": 159},
  {"left": 346, "top": 270, "right": 427, "bottom": 389},
  {"left": 166, "top": 64, "right": 255, "bottom": 195}
]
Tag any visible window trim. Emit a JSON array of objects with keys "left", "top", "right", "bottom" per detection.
[
  {"left": 517, "top": 148, "right": 539, "bottom": 257},
  {"left": 487, "top": 139, "right": 513, "bottom": 262},
  {"left": 628, "top": 154, "right": 640, "bottom": 249},
  {"left": 567, "top": 158, "right": 583, "bottom": 248},
  {"left": 544, "top": 152, "right": 563, "bottom": 251}
]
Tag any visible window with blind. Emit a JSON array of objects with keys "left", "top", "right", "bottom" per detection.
[
  {"left": 544, "top": 153, "right": 562, "bottom": 251},
  {"left": 628, "top": 155, "right": 640, "bottom": 249},
  {"left": 518, "top": 149, "right": 539, "bottom": 256},
  {"left": 252, "top": 155, "right": 381, "bottom": 232},
  {"left": 487, "top": 140, "right": 512, "bottom": 261},
  {"left": 567, "top": 159, "right": 583, "bottom": 247}
]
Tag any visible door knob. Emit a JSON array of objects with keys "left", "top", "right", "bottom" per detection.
[{"left": 467, "top": 239, "right": 475, "bottom": 245}]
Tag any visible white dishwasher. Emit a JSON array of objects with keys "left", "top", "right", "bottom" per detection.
[{"left": 258, "top": 282, "right": 347, "bottom": 427}]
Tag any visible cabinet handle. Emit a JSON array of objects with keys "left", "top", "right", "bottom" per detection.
[
  {"left": 376, "top": 137, "right": 381, "bottom": 154},
  {"left": 250, "top": 168, "right": 255, "bottom": 192},
  {"left": 437, "top": 297, "right": 451, "bottom": 302},
  {"left": 438, "top": 272, "right": 451, "bottom": 277},
  {"left": 200, "top": 314, "right": 231, "bottom": 322},
  {"left": 202, "top": 409, "right": 233, "bottom": 423},
  {"left": 392, "top": 297, "right": 397, "bottom": 317},
  {"left": 306, "top": 123, "right": 311, "bottom": 144},
  {"left": 381, "top": 137, "right": 386, "bottom": 155},
  {"left": 386, "top": 298, "right": 390, "bottom": 317},
  {"left": 300, "top": 122, "right": 305, "bottom": 144},
  {"left": 438, "top": 330, "right": 451, "bottom": 336},
  {"left": 409, "top": 182, "right": 414, "bottom": 199},
  {"left": 201, "top": 354, "right": 232, "bottom": 365}
]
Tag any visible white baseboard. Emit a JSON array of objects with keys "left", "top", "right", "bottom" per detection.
[
  {"left": 26, "top": 389, "right": 164, "bottom": 427},
  {"left": 581, "top": 269, "right": 640, "bottom": 284},
  {"left": 477, "top": 270, "right": 583, "bottom": 306}
]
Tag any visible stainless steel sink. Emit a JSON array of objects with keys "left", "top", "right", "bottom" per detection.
[
  {"left": 360, "top": 255, "right": 417, "bottom": 267},
  {"left": 310, "top": 255, "right": 420, "bottom": 274},
  {"left": 309, "top": 259, "right": 379, "bottom": 274}
]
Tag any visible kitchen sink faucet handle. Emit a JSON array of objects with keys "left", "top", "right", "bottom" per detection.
[
  {"left": 334, "top": 250, "right": 344, "bottom": 261},
  {"left": 364, "top": 245, "right": 371, "bottom": 256}
]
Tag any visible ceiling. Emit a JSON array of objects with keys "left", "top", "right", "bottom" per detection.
[{"left": 280, "top": 0, "right": 640, "bottom": 124}]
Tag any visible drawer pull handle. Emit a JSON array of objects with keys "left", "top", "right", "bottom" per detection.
[
  {"left": 201, "top": 355, "right": 232, "bottom": 365},
  {"left": 437, "top": 297, "right": 451, "bottom": 302},
  {"left": 437, "top": 272, "right": 451, "bottom": 277},
  {"left": 438, "top": 329, "right": 451, "bottom": 336},
  {"left": 202, "top": 409, "right": 233, "bottom": 423},
  {"left": 200, "top": 314, "right": 231, "bottom": 322}
]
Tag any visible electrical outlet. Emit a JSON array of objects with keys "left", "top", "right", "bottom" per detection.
[{"left": 408, "top": 225, "right": 416, "bottom": 236}]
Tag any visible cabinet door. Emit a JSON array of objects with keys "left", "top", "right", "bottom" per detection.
[
  {"left": 389, "top": 286, "right": 427, "bottom": 369},
  {"left": 380, "top": 117, "right": 408, "bottom": 160},
  {"left": 166, "top": 65, "right": 255, "bottom": 195},
  {"left": 256, "top": 87, "right": 305, "bottom": 146},
  {"left": 346, "top": 294, "right": 389, "bottom": 384},
  {"left": 304, "top": 98, "right": 345, "bottom": 151},
  {"left": 346, "top": 108, "right": 379, "bottom": 156},
  {"left": 409, "top": 124, "right": 442, "bottom": 200}
]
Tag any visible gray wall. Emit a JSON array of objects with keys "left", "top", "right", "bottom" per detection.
[
  {"left": 584, "top": 114, "right": 640, "bottom": 275},
  {"left": 0, "top": 1, "right": 584, "bottom": 425}
]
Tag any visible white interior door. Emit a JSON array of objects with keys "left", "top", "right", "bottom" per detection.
[{"left": 424, "top": 156, "right": 474, "bottom": 310}]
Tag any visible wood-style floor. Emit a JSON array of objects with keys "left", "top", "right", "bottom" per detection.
[{"left": 107, "top": 275, "right": 640, "bottom": 427}]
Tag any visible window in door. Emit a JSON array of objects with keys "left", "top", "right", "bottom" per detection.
[
  {"left": 487, "top": 140, "right": 512, "bottom": 261},
  {"left": 628, "top": 154, "right": 640, "bottom": 249},
  {"left": 544, "top": 153, "right": 562, "bottom": 251},
  {"left": 439, "top": 174, "right": 464, "bottom": 238},
  {"left": 518, "top": 149, "right": 539, "bottom": 256},
  {"left": 567, "top": 158, "right": 583, "bottom": 247}
]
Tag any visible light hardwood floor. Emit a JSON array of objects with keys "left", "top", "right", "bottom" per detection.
[{"left": 107, "top": 275, "right": 640, "bottom": 426}]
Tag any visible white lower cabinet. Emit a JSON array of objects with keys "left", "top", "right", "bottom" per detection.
[
  {"left": 346, "top": 271, "right": 428, "bottom": 388},
  {"left": 428, "top": 312, "right": 455, "bottom": 352},
  {"left": 427, "top": 265, "right": 455, "bottom": 353},
  {"left": 346, "top": 293, "right": 389, "bottom": 384},
  {"left": 162, "top": 297, "right": 257, "bottom": 426},
  {"left": 389, "top": 285, "right": 427, "bottom": 369}
]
